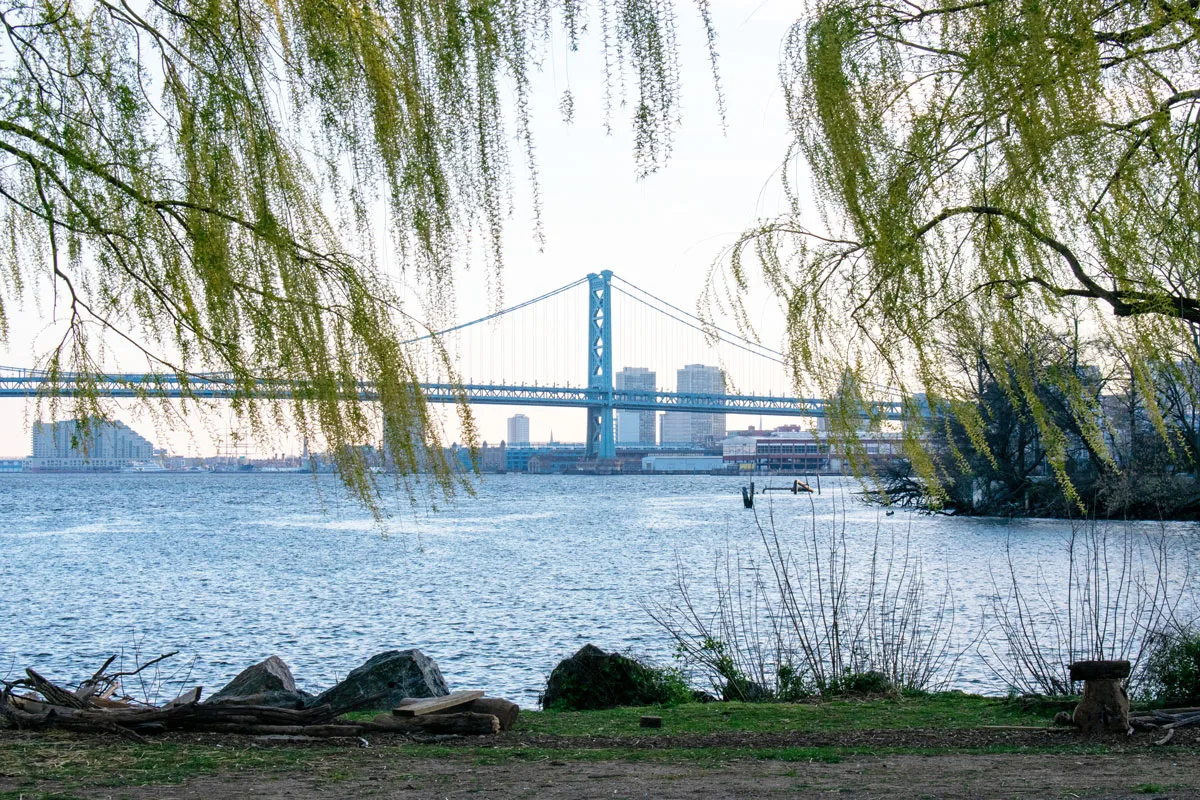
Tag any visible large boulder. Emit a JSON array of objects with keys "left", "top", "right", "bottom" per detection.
[
  {"left": 311, "top": 649, "right": 448, "bottom": 713},
  {"left": 206, "top": 656, "right": 312, "bottom": 708},
  {"left": 540, "top": 644, "right": 685, "bottom": 710}
]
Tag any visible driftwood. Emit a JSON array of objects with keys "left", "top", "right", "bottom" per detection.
[
  {"left": 1, "top": 655, "right": 515, "bottom": 739},
  {"left": 164, "top": 687, "right": 203, "bottom": 709},
  {"left": 205, "top": 691, "right": 305, "bottom": 709},
  {"left": 1130, "top": 709, "right": 1200, "bottom": 732},
  {"left": 0, "top": 655, "right": 340, "bottom": 738},
  {"left": 393, "top": 695, "right": 519, "bottom": 730}
]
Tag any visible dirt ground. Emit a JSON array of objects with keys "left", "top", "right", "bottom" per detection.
[
  {"left": 10, "top": 751, "right": 1200, "bottom": 799},
  {"left": 5, "top": 728, "right": 1200, "bottom": 799}
]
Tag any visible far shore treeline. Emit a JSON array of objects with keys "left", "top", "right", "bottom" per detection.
[{"left": 878, "top": 340, "right": 1200, "bottom": 520}]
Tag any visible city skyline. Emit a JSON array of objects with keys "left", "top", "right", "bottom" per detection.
[{"left": 0, "top": 1, "right": 799, "bottom": 458}]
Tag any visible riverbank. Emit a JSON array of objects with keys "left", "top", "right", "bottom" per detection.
[{"left": 4, "top": 696, "right": 1200, "bottom": 798}]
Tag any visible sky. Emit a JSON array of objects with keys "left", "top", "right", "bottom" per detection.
[{"left": 0, "top": 1, "right": 805, "bottom": 458}]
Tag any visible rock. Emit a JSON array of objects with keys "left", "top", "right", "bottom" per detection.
[
  {"left": 206, "top": 656, "right": 299, "bottom": 705},
  {"left": 540, "top": 644, "right": 680, "bottom": 710},
  {"left": 312, "top": 650, "right": 448, "bottom": 713}
]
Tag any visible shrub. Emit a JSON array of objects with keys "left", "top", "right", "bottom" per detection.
[
  {"left": 1142, "top": 628, "right": 1200, "bottom": 706},
  {"left": 983, "top": 520, "right": 1181, "bottom": 697},
  {"left": 540, "top": 644, "right": 693, "bottom": 710},
  {"left": 830, "top": 670, "right": 892, "bottom": 696},
  {"left": 646, "top": 502, "right": 958, "bottom": 700}
]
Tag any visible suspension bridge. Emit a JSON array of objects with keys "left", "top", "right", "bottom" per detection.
[{"left": 0, "top": 271, "right": 906, "bottom": 458}]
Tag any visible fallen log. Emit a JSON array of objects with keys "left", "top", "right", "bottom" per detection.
[
  {"left": 1, "top": 690, "right": 341, "bottom": 736},
  {"left": 368, "top": 712, "right": 500, "bottom": 736},
  {"left": 456, "top": 698, "right": 520, "bottom": 731},
  {"left": 1161, "top": 712, "right": 1200, "bottom": 729},
  {"left": 394, "top": 695, "right": 519, "bottom": 730},
  {"left": 204, "top": 691, "right": 307, "bottom": 710},
  {"left": 1131, "top": 710, "right": 1200, "bottom": 730},
  {"left": 0, "top": 698, "right": 148, "bottom": 743}
]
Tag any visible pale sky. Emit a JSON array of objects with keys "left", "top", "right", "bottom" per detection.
[{"left": 0, "top": 1, "right": 805, "bottom": 458}]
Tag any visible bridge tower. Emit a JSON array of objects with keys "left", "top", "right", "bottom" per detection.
[{"left": 585, "top": 270, "right": 616, "bottom": 459}]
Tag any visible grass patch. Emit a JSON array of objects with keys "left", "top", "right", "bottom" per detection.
[
  {"left": 0, "top": 736, "right": 319, "bottom": 787},
  {"left": 510, "top": 693, "right": 1052, "bottom": 737}
]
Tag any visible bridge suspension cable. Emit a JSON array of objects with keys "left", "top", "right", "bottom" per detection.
[
  {"left": 610, "top": 275, "right": 785, "bottom": 365},
  {"left": 402, "top": 276, "right": 588, "bottom": 344}
]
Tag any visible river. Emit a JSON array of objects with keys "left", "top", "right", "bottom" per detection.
[{"left": 1, "top": 473, "right": 1196, "bottom": 707}]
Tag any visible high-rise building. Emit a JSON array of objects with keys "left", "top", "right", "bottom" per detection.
[
  {"left": 29, "top": 419, "right": 155, "bottom": 470},
  {"left": 506, "top": 413, "right": 530, "bottom": 445},
  {"left": 616, "top": 367, "right": 656, "bottom": 445},
  {"left": 660, "top": 364, "right": 726, "bottom": 446}
]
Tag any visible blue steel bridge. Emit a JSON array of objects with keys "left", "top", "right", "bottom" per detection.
[{"left": 0, "top": 271, "right": 906, "bottom": 458}]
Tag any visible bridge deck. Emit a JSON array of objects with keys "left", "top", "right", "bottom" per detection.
[{"left": 0, "top": 369, "right": 905, "bottom": 419}]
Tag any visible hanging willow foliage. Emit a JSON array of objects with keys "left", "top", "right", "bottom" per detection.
[
  {"left": 717, "top": 0, "right": 1200, "bottom": 505},
  {"left": 0, "top": 0, "right": 720, "bottom": 511}
]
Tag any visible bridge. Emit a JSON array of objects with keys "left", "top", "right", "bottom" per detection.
[{"left": 0, "top": 271, "right": 905, "bottom": 458}]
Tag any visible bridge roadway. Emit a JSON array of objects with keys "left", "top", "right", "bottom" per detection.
[{"left": 0, "top": 367, "right": 906, "bottom": 420}]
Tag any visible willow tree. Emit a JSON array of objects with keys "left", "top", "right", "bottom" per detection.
[
  {"left": 0, "top": 0, "right": 718, "bottom": 507},
  {"left": 722, "top": 0, "right": 1200, "bottom": 503}
]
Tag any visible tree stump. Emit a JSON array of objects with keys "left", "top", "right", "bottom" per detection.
[{"left": 1069, "top": 660, "right": 1131, "bottom": 734}]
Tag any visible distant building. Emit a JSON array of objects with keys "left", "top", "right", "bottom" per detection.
[
  {"left": 506, "top": 414, "right": 530, "bottom": 445},
  {"left": 481, "top": 441, "right": 507, "bottom": 472},
  {"left": 722, "top": 427, "right": 902, "bottom": 473},
  {"left": 447, "top": 441, "right": 508, "bottom": 473},
  {"left": 641, "top": 455, "right": 725, "bottom": 473},
  {"left": 29, "top": 419, "right": 155, "bottom": 471},
  {"left": 660, "top": 364, "right": 726, "bottom": 446},
  {"left": 616, "top": 367, "right": 657, "bottom": 445}
]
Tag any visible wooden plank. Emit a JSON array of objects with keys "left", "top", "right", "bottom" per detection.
[{"left": 392, "top": 690, "right": 484, "bottom": 717}]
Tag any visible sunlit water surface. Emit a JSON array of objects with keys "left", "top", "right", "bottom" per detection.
[{"left": 2, "top": 473, "right": 1197, "bottom": 707}]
